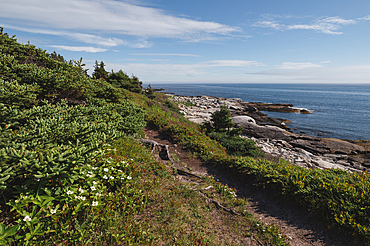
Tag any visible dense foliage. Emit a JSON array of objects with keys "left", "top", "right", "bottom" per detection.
[{"left": 1, "top": 28, "right": 369, "bottom": 245}]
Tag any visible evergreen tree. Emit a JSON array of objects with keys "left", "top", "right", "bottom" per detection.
[
  {"left": 92, "top": 60, "right": 109, "bottom": 79},
  {"left": 211, "top": 105, "right": 234, "bottom": 132}
]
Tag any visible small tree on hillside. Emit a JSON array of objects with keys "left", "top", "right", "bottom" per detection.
[
  {"left": 211, "top": 105, "right": 234, "bottom": 132},
  {"left": 92, "top": 60, "right": 109, "bottom": 79}
]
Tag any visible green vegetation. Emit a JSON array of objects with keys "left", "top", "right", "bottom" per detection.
[{"left": 1, "top": 28, "right": 370, "bottom": 245}]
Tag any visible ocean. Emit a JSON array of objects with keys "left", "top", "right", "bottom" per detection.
[{"left": 149, "top": 83, "right": 370, "bottom": 141}]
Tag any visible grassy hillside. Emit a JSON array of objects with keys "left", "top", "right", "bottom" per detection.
[{"left": 1, "top": 28, "right": 369, "bottom": 245}]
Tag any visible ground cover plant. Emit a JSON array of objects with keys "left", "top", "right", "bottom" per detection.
[
  {"left": 152, "top": 95, "right": 370, "bottom": 244},
  {"left": 1, "top": 28, "right": 369, "bottom": 245}
]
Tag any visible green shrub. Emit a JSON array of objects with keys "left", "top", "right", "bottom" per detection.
[{"left": 208, "top": 132, "right": 264, "bottom": 157}]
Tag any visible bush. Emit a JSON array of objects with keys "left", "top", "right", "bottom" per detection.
[{"left": 208, "top": 132, "right": 264, "bottom": 157}]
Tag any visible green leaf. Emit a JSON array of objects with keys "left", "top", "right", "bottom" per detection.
[
  {"left": 0, "top": 224, "right": 4, "bottom": 236},
  {"left": 5, "top": 225, "right": 19, "bottom": 237}
]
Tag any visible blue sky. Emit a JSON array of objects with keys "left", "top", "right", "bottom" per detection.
[{"left": 1, "top": 0, "right": 370, "bottom": 84}]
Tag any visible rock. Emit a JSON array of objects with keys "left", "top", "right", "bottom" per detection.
[
  {"left": 231, "top": 115, "right": 256, "bottom": 125},
  {"left": 300, "top": 109, "right": 311, "bottom": 114},
  {"left": 312, "top": 159, "right": 345, "bottom": 170},
  {"left": 320, "top": 138, "right": 365, "bottom": 155}
]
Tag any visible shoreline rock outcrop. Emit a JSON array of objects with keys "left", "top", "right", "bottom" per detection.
[{"left": 167, "top": 94, "right": 370, "bottom": 173}]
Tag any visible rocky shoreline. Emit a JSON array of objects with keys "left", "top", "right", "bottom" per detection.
[{"left": 168, "top": 94, "right": 370, "bottom": 173}]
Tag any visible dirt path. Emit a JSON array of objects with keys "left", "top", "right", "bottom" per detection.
[{"left": 143, "top": 127, "right": 357, "bottom": 246}]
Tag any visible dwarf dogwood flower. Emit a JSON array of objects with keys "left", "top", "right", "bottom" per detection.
[
  {"left": 79, "top": 188, "right": 84, "bottom": 193},
  {"left": 50, "top": 209, "right": 56, "bottom": 214},
  {"left": 92, "top": 167, "right": 98, "bottom": 170},
  {"left": 104, "top": 168, "right": 109, "bottom": 172},
  {"left": 92, "top": 201, "right": 98, "bottom": 206},
  {"left": 91, "top": 186, "right": 96, "bottom": 191},
  {"left": 96, "top": 193, "right": 102, "bottom": 196},
  {"left": 67, "top": 190, "right": 74, "bottom": 195},
  {"left": 103, "top": 175, "right": 108, "bottom": 179},
  {"left": 23, "top": 216, "right": 31, "bottom": 222},
  {"left": 127, "top": 176, "right": 132, "bottom": 180},
  {"left": 80, "top": 196, "right": 86, "bottom": 201},
  {"left": 110, "top": 176, "right": 114, "bottom": 179},
  {"left": 93, "top": 181, "right": 97, "bottom": 185}
]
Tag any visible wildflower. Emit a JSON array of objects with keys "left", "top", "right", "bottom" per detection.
[
  {"left": 88, "top": 171, "right": 92, "bottom": 174},
  {"left": 127, "top": 176, "right": 132, "bottom": 180},
  {"left": 106, "top": 160, "right": 111, "bottom": 163},
  {"left": 79, "top": 188, "right": 84, "bottom": 193},
  {"left": 103, "top": 175, "right": 108, "bottom": 179},
  {"left": 92, "top": 201, "right": 98, "bottom": 206},
  {"left": 111, "top": 167, "right": 114, "bottom": 170},
  {"left": 118, "top": 170, "right": 123, "bottom": 172},
  {"left": 110, "top": 176, "right": 114, "bottom": 179},
  {"left": 50, "top": 209, "right": 57, "bottom": 214},
  {"left": 90, "top": 186, "right": 96, "bottom": 191},
  {"left": 92, "top": 167, "right": 98, "bottom": 170},
  {"left": 104, "top": 168, "right": 109, "bottom": 172},
  {"left": 121, "top": 177, "right": 125, "bottom": 180},
  {"left": 96, "top": 193, "right": 102, "bottom": 196},
  {"left": 121, "top": 161, "right": 126, "bottom": 164},
  {"left": 23, "top": 216, "right": 31, "bottom": 222},
  {"left": 67, "top": 190, "right": 74, "bottom": 195},
  {"left": 93, "top": 181, "right": 97, "bottom": 185}
]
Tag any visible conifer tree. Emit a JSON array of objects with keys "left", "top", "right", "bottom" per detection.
[
  {"left": 211, "top": 105, "right": 234, "bottom": 132},
  {"left": 92, "top": 60, "right": 109, "bottom": 79}
]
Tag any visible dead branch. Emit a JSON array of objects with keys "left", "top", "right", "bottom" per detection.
[{"left": 197, "top": 190, "right": 241, "bottom": 216}]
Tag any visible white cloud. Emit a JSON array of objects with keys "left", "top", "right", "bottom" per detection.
[
  {"left": 1, "top": 24, "right": 125, "bottom": 47},
  {"left": 0, "top": 0, "right": 239, "bottom": 42},
  {"left": 357, "top": 15, "right": 370, "bottom": 21},
  {"left": 202, "top": 60, "right": 264, "bottom": 67},
  {"left": 131, "top": 53, "right": 201, "bottom": 57},
  {"left": 50, "top": 45, "right": 107, "bottom": 53},
  {"left": 275, "top": 62, "right": 323, "bottom": 70},
  {"left": 253, "top": 15, "right": 364, "bottom": 34}
]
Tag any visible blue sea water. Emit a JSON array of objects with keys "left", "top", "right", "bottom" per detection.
[{"left": 150, "top": 83, "right": 370, "bottom": 141}]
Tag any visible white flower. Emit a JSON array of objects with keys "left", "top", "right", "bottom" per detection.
[
  {"left": 92, "top": 201, "right": 98, "bottom": 206},
  {"left": 96, "top": 193, "right": 102, "bottom": 196},
  {"left": 103, "top": 175, "right": 108, "bottom": 179},
  {"left": 121, "top": 177, "right": 125, "bottom": 180},
  {"left": 23, "top": 216, "right": 31, "bottom": 222},
  {"left": 118, "top": 170, "right": 123, "bottom": 172},
  {"left": 106, "top": 160, "right": 111, "bottom": 163},
  {"left": 80, "top": 196, "right": 86, "bottom": 201},
  {"left": 121, "top": 161, "right": 126, "bottom": 164},
  {"left": 110, "top": 176, "right": 114, "bottom": 179},
  {"left": 79, "top": 188, "right": 84, "bottom": 193},
  {"left": 127, "top": 176, "right": 132, "bottom": 180},
  {"left": 50, "top": 209, "right": 56, "bottom": 214},
  {"left": 93, "top": 181, "right": 97, "bottom": 185},
  {"left": 90, "top": 186, "right": 96, "bottom": 191},
  {"left": 88, "top": 171, "right": 92, "bottom": 174},
  {"left": 104, "top": 168, "right": 109, "bottom": 172},
  {"left": 67, "top": 190, "right": 74, "bottom": 195},
  {"left": 111, "top": 167, "right": 114, "bottom": 170},
  {"left": 92, "top": 167, "right": 98, "bottom": 170}
]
